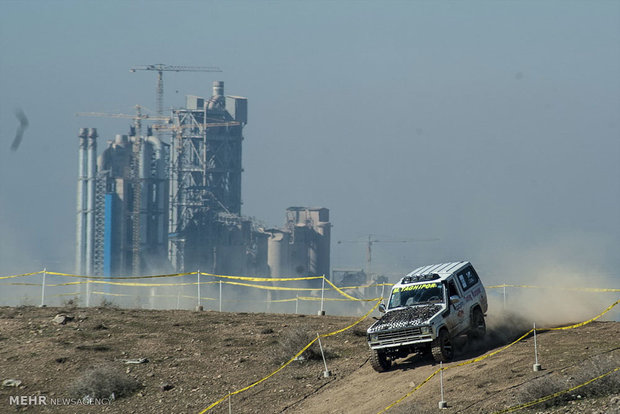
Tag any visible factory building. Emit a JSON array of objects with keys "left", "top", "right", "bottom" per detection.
[
  {"left": 75, "top": 127, "right": 169, "bottom": 276},
  {"left": 94, "top": 131, "right": 169, "bottom": 276},
  {"left": 266, "top": 207, "right": 331, "bottom": 282},
  {"left": 76, "top": 81, "right": 330, "bottom": 280},
  {"left": 168, "top": 81, "right": 253, "bottom": 273}
]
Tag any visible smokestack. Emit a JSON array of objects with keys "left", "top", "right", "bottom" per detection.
[
  {"left": 212, "top": 81, "right": 224, "bottom": 97},
  {"left": 85, "top": 128, "right": 97, "bottom": 275},
  {"left": 75, "top": 128, "right": 88, "bottom": 274}
]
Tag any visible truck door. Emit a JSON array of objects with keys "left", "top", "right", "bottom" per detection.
[{"left": 444, "top": 278, "right": 467, "bottom": 335}]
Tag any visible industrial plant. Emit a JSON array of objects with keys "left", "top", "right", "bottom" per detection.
[{"left": 76, "top": 80, "right": 331, "bottom": 282}]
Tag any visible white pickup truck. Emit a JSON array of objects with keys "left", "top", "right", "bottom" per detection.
[{"left": 367, "top": 261, "right": 488, "bottom": 372}]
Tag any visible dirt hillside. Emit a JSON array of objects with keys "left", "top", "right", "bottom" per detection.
[{"left": 0, "top": 305, "right": 618, "bottom": 414}]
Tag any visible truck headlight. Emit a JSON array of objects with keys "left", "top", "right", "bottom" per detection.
[
  {"left": 421, "top": 326, "right": 430, "bottom": 334},
  {"left": 370, "top": 334, "right": 378, "bottom": 341}
]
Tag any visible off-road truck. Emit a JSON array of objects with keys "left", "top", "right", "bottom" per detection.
[{"left": 367, "top": 261, "right": 488, "bottom": 372}]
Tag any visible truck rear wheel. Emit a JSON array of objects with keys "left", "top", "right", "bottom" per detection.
[
  {"left": 431, "top": 328, "right": 454, "bottom": 362},
  {"left": 370, "top": 349, "right": 391, "bottom": 372}
]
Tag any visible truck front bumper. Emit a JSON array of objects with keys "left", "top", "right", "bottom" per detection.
[{"left": 368, "top": 327, "right": 433, "bottom": 350}]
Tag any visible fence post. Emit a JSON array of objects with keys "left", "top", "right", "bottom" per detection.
[
  {"left": 40, "top": 268, "right": 47, "bottom": 307},
  {"left": 196, "top": 270, "right": 203, "bottom": 311},
  {"left": 150, "top": 287, "right": 156, "bottom": 310},
  {"left": 438, "top": 361, "right": 447, "bottom": 408},
  {"left": 318, "top": 276, "right": 325, "bottom": 316},
  {"left": 219, "top": 280, "right": 223, "bottom": 312},
  {"left": 317, "top": 333, "right": 331, "bottom": 377},
  {"left": 533, "top": 322, "right": 542, "bottom": 371},
  {"left": 85, "top": 279, "right": 91, "bottom": 307}
]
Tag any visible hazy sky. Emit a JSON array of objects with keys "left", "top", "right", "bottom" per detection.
[{"left": 1, "top": 1, "right": 619, "bottom": 285}]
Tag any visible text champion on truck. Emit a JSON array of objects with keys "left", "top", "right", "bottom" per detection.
[{"left": 367, "top": 261, "right": 488, "bottom": 372}]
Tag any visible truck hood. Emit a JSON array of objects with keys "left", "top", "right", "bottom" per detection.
[{"left": 368, "top": 304, "right": 443, "bottom": 333}]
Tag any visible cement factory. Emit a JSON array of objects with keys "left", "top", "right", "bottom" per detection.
[{"left": 75, "top": 80, "right": 331, "bottom": 283}]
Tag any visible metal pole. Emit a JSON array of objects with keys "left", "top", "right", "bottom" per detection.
[
  {"left": 176, "top": 288, "right": 181, "bottom": 310},
  {"left": 40, "top": 268, "right": 47, "bottom": 307},
  {"left": 439, "top": 361, "right": 447, "bottom": 408},
  {"left": 86, "top": 279, "right": 91, "bottom": 307},
  {"left": 503, "top": 285, "right": 506, "bottom": 309},
  {"left": 219, "top": 280, "right": 222, "bottom": 312},
  {"left": 197, "top": 270, "right": 201, "bottom": 309},
  {"left": 317, "top": 333, "right": 331, "bottom": 377},
  {"left": 380, "top": 284, "right": 385, "bottom": 300},
  {"left": 318, "top": 276, "right": 325, "bottom": 316},
  {"left": 533, "top": 322, "right": 541, "bottom": 371},
  {"left": 295, "top": 294, "right": 299, "bottom": 314},
  {"left": 228, "top": 391, "right": 232, "bottom": 414}
]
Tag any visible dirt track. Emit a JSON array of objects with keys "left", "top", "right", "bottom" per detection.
[{"left": 0, "top": 305, "right": 618, "bottom": 414}]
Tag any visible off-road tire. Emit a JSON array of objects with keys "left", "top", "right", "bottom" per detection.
[
  {"left": 370, "top": 349, "right": 391, "bottom": 372},
  {"left": 468, "top": 308, "right": 486, "bottom": 340},
  {"left": 431, "top": 328, "right": 454, "bottom": 362}
]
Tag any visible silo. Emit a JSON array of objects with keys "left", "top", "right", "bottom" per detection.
[
  {"left": 289, "top": 224, "right": 310, "bottom": 276},
  {"left": 312, "top": 208, "right": 331, "bottom": 279},
  {"left": 267, "top": 229, "right": 290, "bottom": 277}
]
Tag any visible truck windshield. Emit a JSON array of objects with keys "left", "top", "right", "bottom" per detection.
[{"left": 388, "top": 282, "right": 444, "bottom": 309}]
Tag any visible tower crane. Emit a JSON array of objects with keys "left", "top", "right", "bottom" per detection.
[
  {"left": 337, "top": 234, "right": 440, "bottom": 277},
  {"left": 129, "top": 64, "right": 222, "bottom": 119},
  {"left": 76, "top": 106, "right": 170, "bottom": 276}
]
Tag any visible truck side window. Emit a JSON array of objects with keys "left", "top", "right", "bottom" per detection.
[
  {"left": 448, "top": 280, "right": 460, "bottom": 298},
  {"left": 457, "top": 267, "right": 480, "bottom": 291},
  {"left": 458, "top": 274, "right": 467, "bottom": 290}
]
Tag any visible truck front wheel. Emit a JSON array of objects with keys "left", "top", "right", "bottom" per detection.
[
  {"left": 431, "top": 328, "right": 454, "bottom": 362},
  {"left": 370, "top": 349, "right": 391, "bottom": 372}
]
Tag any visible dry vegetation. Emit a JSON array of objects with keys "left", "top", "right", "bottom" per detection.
[{"left": 0, "top": 305, "right": 617, "bottom": 414}]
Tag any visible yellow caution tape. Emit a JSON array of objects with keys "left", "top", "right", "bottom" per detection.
[
  {"left": 492, "top": 366, "right": 620, "bottom": 414},
  {"left": 44, "top": 270, "right": 324, "bottom": 283},
  {"left": 544, "top": 299, "right": 620, "bottom": 330},
  {"left": 221, "top": 280, "right": 322, "bottom": 291},
  {"left": 379, "top": 299, "right": 620, "bottom": 413},
  {"left": 453, "top": 329, "right": 535, "bottom": 369},
  {"left": 88, "top": 291, "right": 219, "bottom": 301},
  {"left": 297, "top": 296, "right": 382, "bottom": 302},
  {"left": 91, "top": 291, "right": 132, "bottom": 297},
  {"left": 323, "top": 277, "right": 365, "bottom": 301},
  {"left": 296, "top": 296, "right": 353, "bottom": 302},
  {"left": 150, "top": 294, "right": 217, "bottom": 301},
  {"left": 199, "top": 271, "right": 324, "bottom": 282},
  {"left": 268, "top": 298, "right": 298, "bottom": 303},
  {"left": 47, "top": 280, "right": 216, "bottom": 287},
  {"left": 378, "top": 369, "right": 440, "bottom": 413},
  {"left": 487, "top": 284, "right": 620, "bottom": 293},
  {"left": 0, "top": 282, "right": 42, "bottom": 286},
  {"left": 336, "top": 283, "right": 395, "bottom": 289},
  {"left": 377, "top": 328, "right": 535, "bottom": 413},
  {"left": 46, "top": 271, "right": 197, "bottom": 279},
  {"left": 199, "top": 299, "right": 382, "bottom": 413},
  {"left": 0, "top": 271, "right": 43, "bottom": 280}
]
